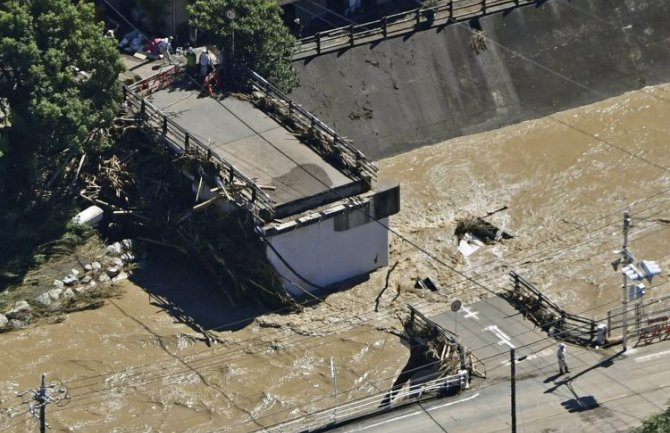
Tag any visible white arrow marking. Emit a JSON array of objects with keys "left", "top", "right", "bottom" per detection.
[
  {"left": 462, "top": 306, "right": 480, "bottom": 320},
  {"left": 484, "top": 325, "right": 515, "bottom": 348}
]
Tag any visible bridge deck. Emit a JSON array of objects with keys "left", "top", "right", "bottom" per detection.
[
  {"left": 432, "top": 295, "right": 556, "bottom": 379},
  {"left": 147, "top": 85, "right": 355, "bottom": 208}
]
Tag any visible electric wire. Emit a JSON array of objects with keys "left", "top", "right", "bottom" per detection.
[{"left": 9, "top": 2, "right": 670, "bottom": 428}]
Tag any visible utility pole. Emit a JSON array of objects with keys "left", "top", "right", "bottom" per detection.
[
  {"left": 19, "top": 373, "right": 69, "bottom": 432},
  {"left": 37, "top": 374, "right": 46, "bottom": 433},
  {"left": 621, "top": 209, "right": 632, "bottom": 351},
  {"left": 510, "top": 348, "right": 517, "bottom": 433}
]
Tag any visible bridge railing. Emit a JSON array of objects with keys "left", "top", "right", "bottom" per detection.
[
  {"left": 294, "top": 0, "right": 537, "bottom": 59},
  {"left": 508, "top": 271, "right": 599, "bottom": 345},
  {"left": 246, "top": 70, "right": 378, "bottom": 184},
  {"left": 122, "top": 85, "right": 276, "bottom": 222},
  {"left": 257, "top": 370, "right": 468, "bottom": 433}
]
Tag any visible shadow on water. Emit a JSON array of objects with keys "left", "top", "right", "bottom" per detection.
[{"left": 130, "top": 248, "right": 272, "bottom": 333}]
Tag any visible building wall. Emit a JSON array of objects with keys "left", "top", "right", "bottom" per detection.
[{"left": 266, "top": 215, "right": 390, "bottom": 296}]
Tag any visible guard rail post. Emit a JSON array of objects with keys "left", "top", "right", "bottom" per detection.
[
  {"left": 482, "top": 0, "right": 487, "bottom": 15},
  {"left": 448, "top": 0, "right": 454, "bottom": 21},
  {"left": 162, "top": 115, "right": 168, "bottom": 136},
  {"left": 607, "top": 311, "right": 612, "bottom": 337},
  {"left": 349, "top": 24, "right": 355, "bottom": 47},
  {"left": 184, "top": 132, "right": 190, "bottom": 152},
  {"left": 229, "top": 167, "right": 234, "bottom": 183},
  {"left": 316, "top": 32, "right": 321, "bottom": 54},
  {"left": 415, "top": 7, "right": 421, "bottom": 27},
  {"left": 382, "top": 16, "right": 388, "bottom": 38},
  {"left": 140, "top": 99, "right": 146, "bottom": 116}
]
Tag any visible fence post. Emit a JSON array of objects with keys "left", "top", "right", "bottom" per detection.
[
  {"left": 635, "top": 303, "right": 641, "bottom": 333},
  {"left": 607, "top": 311, "right": 612, "bottom": 337},
  {"left": 316, "top": 32, "right": 321, "bottom": 54},
  {"left": 349, "top": 24, "right": 355, "bottom": 47},
  {"left": 415, "top": 7, "right": 421, "bottom": 27},
  {"left": 382, "top": 16, "right": 388, "bottom": 38}
]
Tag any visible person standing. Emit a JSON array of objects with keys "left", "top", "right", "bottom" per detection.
[
  {"left": 199, "top": 47, "right": 211, "bottom": 78},
  {"left": 186, "top": 46, "right": 197, "bottom": 74},
  {"left": 557, "top": 343, "right": 569, "bottom": 374},
  {"left": 158, "top": 36, "right": 173, "bottom": 64}
]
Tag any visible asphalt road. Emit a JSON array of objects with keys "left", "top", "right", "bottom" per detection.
[{"left": 327, "top": 298, "right": 670, "bottom": 433}]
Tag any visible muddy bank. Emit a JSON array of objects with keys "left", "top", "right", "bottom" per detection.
[
  {"left": 1, "top": 83, "right": 670, "bottom": 432},
  {"left": 291, "top": 0, "right": 670, "bottom": 159}
]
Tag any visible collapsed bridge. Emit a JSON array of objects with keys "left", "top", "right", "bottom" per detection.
[{"left": 122, "top": 65, "right": 400, "bottom": 297}]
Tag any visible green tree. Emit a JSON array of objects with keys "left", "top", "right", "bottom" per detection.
[
  {"left": 632, "top": 404, "right": 670, "bottom": 433},
  {"left": 0, "top": 0, "right": 124, "bottom": 201},
  {"left": 188, "top": 0, "right": 298, "bottom": 92}
]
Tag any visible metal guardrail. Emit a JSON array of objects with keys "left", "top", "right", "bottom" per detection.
[
  {"left": 606, "top": 294, "right": 670, "bottom": 342},
  {"left": 258, "top": 370, "right": 468, "bottom": 433},
  {"left": 293, "top": 0, "right": 538, "bottom": 59},
  {"left": 508, "top": 271, "right": 598, "bottom": 345},
  {"left": 122, "top": 80, "right": 276, "bottom": 222},
  {"left": 246, "top": 70, "right": 378, "bottom": 184}
]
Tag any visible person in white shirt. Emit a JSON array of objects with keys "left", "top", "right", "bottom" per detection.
[
  {"left": 557, "top": 343, "right": 569, "bottom": 375},
  {"left": 158, "top": 36, "right": 173, "bottom": 64},
  {"left": 199, "top": 47, "right": 212, "bottom": 77}
]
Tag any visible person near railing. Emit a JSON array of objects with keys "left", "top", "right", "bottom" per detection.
[{"left": 557, "top": 343, "right": 570, "bottom": 375}]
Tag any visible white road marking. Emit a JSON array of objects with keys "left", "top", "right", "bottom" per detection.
[
  {"left": 462, "top": 306, "right": 480, "bottom": 320},
  {"left": 634, "top": 349, "right": 670, "bottom": 363},
  {"left": 427, "top": 392, "right": 480, "bottom": 411},
  {"left": 344, "top": 393, "right": 480, "bottom": 432},
  {"left": 484, "top": 325, "right": 516, "bottom": 348},
  {"left": 500, "top": 348, "right": 553, "bottom": 366},
  {"left": 345, "top": 410, "right": 423, "bottom": 432}
]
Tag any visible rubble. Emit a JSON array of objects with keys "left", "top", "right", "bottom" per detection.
[
  {"left": 35, "top": 293, "right": 51, "bottom": 307},
  {"left": 2, "top": 238, "right": 137, "bottom": 332}
]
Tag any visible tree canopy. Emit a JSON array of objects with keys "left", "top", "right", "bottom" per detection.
[
  {"left": 632, "top": 404, "right": 670, "bottom": 433},
  {"left": 188, "top": 0, "right": 298, "bottom": 92},
  {"left": 0, "top": 0, "right": 124, "bottom": 200}
]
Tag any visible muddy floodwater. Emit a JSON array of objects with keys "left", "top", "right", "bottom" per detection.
[{"left": 1, "top": 83, "right": 670, "bottom": 432}]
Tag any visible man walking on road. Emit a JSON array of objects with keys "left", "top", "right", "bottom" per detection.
[{"left": 557, "top": 343, "right": 569, "bottom": 374}]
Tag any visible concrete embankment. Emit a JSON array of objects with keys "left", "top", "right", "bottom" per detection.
[{"left": 290, "top": 0, "right": 670, "bottom": 160}]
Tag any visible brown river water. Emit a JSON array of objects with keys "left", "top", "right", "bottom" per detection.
[{"left": 1, "top": 83, "right": 669, "bottom": 432}]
